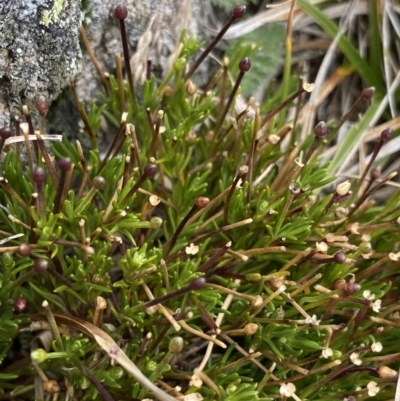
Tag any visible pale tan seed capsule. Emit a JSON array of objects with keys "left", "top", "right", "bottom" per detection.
[
  {"left": 185, "top": 80, "right": 197, "bottom": 96},
  {"left": 244, "top": 323, "right": 258, "bottom": 335},
  {"left": 96, "top": 296, "right": 107, "bottom": 310},
  {"left": 44, "top": 380, "right": 60, "bottom": 393},
  {"left": 332, "top": 279, "right": 346, "bottom": 290},
  {"left": 377, "top": 366, "right": 398, "bottom": 380}
]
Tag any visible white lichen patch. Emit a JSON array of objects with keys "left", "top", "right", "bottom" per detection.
[{"left": 40, "top": 0, "right": 68, "bottom": 26}]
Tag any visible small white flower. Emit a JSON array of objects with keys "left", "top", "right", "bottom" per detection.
[
  {"left": 183, "top": 393, "right": 203, "bottom": 401},
  {"left": 389, "top": 252, "right": 400, "bottom": 261},
  {"left": 280, "top": 383, "right": 296, "bottom": 397},
  {"left": 305, "top": 314, "right": 321, "bottom": 326},
  {"left": 316, "top": 242, "right": 328, "bottom": 252},
  {"left": 372, "top": 299, "right": 382, "bottom": 313},
  {"left": 363, "top": 290, "right": 375, "bottom": 300},
  {"left": 321, "top": 348, "right": 333, "bottom": 359},
  {"left": 371, "top": 342, "right": 383, "bottom": 352},
  {"left": 350, "top": 352, "right": 362, "bottom": 366},
  {"left": 189, "top": 374, "right": 202, "bottom": 388},
  {"left": 367, "top": 381, "right": 379, "bottom": 397},
  {"left": 185, "top": 243, "right": 199, "bottom": 255}
]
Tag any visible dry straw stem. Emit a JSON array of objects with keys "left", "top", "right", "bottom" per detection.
[
  {"left": 141, "top": 282, "right": 180, "bottom": 331},
  {"left": 31, "top": 313, "right": 177, "bottom": 401}
]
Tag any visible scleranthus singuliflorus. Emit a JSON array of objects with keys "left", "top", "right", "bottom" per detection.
[{"left": 0, "top": 2, "right": 399, "bottom": 401}]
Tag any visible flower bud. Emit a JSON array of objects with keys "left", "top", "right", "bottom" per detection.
[
  {"left": 143, "top": 163, "right": 157, "bottom": 178},
  {"left": 44, "top": 380, "right": 60, "bottom": 393},
  {"left": 31, "top": 348, "right": 48, "bottom": 363},
  {"left": 239, "top": 57, "right": 251, "bottom": 72},
  {"left": 13, "top": 297, "right": 27, "bottom": 313},
  {"left": 185, "top": 80, "right": 197, "bottom": 96},
  {"left": 361, "top": 87, "right": 375, "bottom": 101},
  {"left": 169, "top": 336, "right": 184, "bottom": 353},
  {"left": 332, "top": 279, "right": 346, "bottom": 290},
  {"left": 314, "top": 121, "right": 327, "bottom": 138},
  {"left": 196, "top": 197, "right": 210, "bottom": 208},
  {"left": 18, "top": 243, "right": 31, "bottom": 257},
  {"left": 114, "top": 4, "right": 128, "bottom": 20},
  {"left": 344, "top": 282, "right": 361, "bottom": 296},
  {"left": 35, "top": 96, "right": 49, "bottom": 115},
  {"left": 377, "top": 365, "right": 398, "bottom": 380},
  {"left": 232, "top": 5, "right": 246, "bottom": 18},
  {"left": 150, "top": 216, "right": 163, "bottom": 229}
]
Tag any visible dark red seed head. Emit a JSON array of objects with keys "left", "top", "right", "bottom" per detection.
[
  {"left": 35, "top": 96, "right": 49, "bottom": 115},
  {"left": 33, "top": 167, "right": 46, "bottom": 184},
  {"left": 0, "top": 126, "right": 12, "bottom": 139},
  {"left": 13, "top": 297, "right": 27, "bottom": 313},
  {"left": 34, "top": 258, "right": 49, "bottom": 273},
  {"left": 239, "top": 57, "right": 251, "bottom": 72},
  {"left": 333, "top": 251, "right": 346, "bottom": 264},
  {"left": 381, "top": 128, "right": 392, "bottom": 141},
  {"left": 143, "top": 163, "right": 157, "bottom": 178},
  {"left": 314, "top": 121, "right": 327, "bottom": 138},
  {"left": 18, "top": 243, "right": 31, "bottom": 257},
  {"left": 344, "top": 282, "right": 361, "bottom": 296},
  {"left": 190, "top": 277, "right": 206, "bottom": 290},
  {"left": 114, "top": 4, "right": 128, "bottom": 20},
  {"left": 361, "top": 87, "right": 375, "bottom": 101},
  {"left": 58, "top": 158, "right": 72, "bottom": 172},
  {"left": 195, "top": 197, "right": 210, "bottom": 208},
  {"left": 93, "top": 176, "right": 106, "bottom": 190},
  {"left": 232, "top": 5, "right": 246, "bottom": 18},
  {"left": 370, "top": 166, "right": 381, "bottom": 180}
]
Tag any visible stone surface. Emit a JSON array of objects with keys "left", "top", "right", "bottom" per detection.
[
  {"left": 0, "top": 0, "right": 82, "bottom": 125},
  {"left": 0, "top": 0, "right": 209, "bottom": 136}
]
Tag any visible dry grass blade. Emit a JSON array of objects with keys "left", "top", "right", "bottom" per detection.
[{"left": 31, "top": 313, "right": 177, "bottom": 401}]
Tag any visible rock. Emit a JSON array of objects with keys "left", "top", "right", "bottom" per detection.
[
  {"left": 0, "top": 0, "right": 82, "bottom": 125},
  {"left": 0, "top": 0, "right": 207, "bottom": 137}
]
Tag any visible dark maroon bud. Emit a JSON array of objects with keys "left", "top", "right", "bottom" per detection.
[
  {"left": 195, "top": 197, "right": 210, "bottom": 208},
  {"left": 381, "top": 128, "right": 392, "bottom": 141},
  {"left": 114, "top": 4, "right": 128, "bottom": 20},
  {"left": 190, "top": 277, "right": 206, "bottom": 290},
  {"left": 239, "top": 57, "right": 251, "bottom": 72},
  {"left": 34, "top": 258, "right": 49, "bottom": 273},
  {"left": 35, "top": 96, "right": 49, "bottom": 114},
  {"left": 289, "top": 183, "right": 300, "bottom": 194},
  {"left": 370, "top": 166, "right": 381, "bottom": 180},
  {"left": 18, "top": 243, "right": 31, "bottom": 257},
  {"left": 333, "top": 252, "right": 346, "bottom": 264},
  {"left": 314, "top": 121, "right": 327, "bottom": 138},
  {"left": 344, "top": 282, "right": 361, "bottom": 296},
  {"left": 0, "top": 126, "right": 12, "bottom": 139},
  {"left": 13, "top": 297, "right": 27, "bottom": 313},
  {"left": 232, "top": 5, "right": 246, "bottom": 18},
  {"left": 58, "top": 158, "right": 72, "bottom": 172},
  {"left": 361, "top": 87, "right": 375, "bottom": 101},
  {"left": 93, "top": 176, "right": 106, "bottom": 190},
  {"left": 33, "top": 167, "right": 46, "bottom": 184},
  {"left": 143, "top": 163, "right": 157, "bottom": 178}
]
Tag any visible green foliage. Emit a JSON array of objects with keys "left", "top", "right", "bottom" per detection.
[{"left": 0, "top": 2, "right": 399, "bottom": 401}]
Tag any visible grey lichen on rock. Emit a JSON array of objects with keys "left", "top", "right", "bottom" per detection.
[
  {"left": 0, "top": 0, "right": 82, "bottom": 123},
  {"left": 0, "top": 0, "right": 207, "bottom": 135}
]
